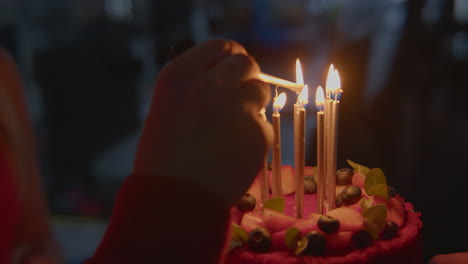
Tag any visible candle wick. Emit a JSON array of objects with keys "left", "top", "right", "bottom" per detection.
[{"left": 335, "top": 89, "right": 343, "bottom": 101}]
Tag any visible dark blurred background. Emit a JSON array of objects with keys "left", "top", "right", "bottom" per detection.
[{"left": 1, "top": 0, "right": 467, "bottom": 263}]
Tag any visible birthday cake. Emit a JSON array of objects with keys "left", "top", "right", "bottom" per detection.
[{"left": 224, "top": 160, "right": 422, "bottom": 264}]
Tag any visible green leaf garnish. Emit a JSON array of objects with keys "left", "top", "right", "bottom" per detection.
[
  {"left": 285, "top": 227, "right": 301, "bottom": 251},
  {"left": 263, "top": 197, "right": 285, "bottom": 213},
  {"left": 294, "top": 236, "right": 309, "bottom": 256},
  {"left": 347, "top": 159, "right": 370, "bottom": 174},
  {"left": 362, "top": 204, "right": 387, "bottom": 229},
  {"left": 362, "top": 204, "right": 387, "bottom": 240},
  {"left": 363, "top": 219, "right": 380, "bottom": 240},
  {"left": 231, "top": 224, "right": 248, "bottom": 243},
  {"left": 366, "top": 184, "right": 389, "bottom": 200},
  {"left": 359, "top": 197, "right": 374, "bottom": 211},
  {"left": 364, "top": 168, "right": 387, "bottom": 191}
]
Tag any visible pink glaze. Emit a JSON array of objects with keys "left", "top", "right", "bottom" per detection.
[
  {"left": 325, "top": 231, "right": 353, "bottom": 254},
  {"left": 226, "top": 203, "right": 422, "bottom": 264},
  {"left": 352, "top": 172, "right": 366, "bottom": 188},
  {"left": 283, "top": 193, "right": 318, "bottom": 217},
  {"left": 227, "top": 194, "right": 422, "bottom": 264},
  {"left": 228, "top": 166, "right": 423, "bottom": 264}
]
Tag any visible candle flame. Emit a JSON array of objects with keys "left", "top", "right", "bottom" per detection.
[
  {"left": 325, "top": 65, "right": 341, "bottom": 100},
  {"left": 325, "top": 64, "right": 335, "bottom": 98},
  {"left": 298, "top": 84, "right": 309, "bottom": 106},
  {"left": 315, "top": 86, "right": 325, "bottom": 111},
  {"left": 332, "top": 69, "right": 342, "bottom": 100},
  {"left": 296, "top": 59, "right": 304, "bottom": 86},
  {"left": 274, "top": 92, "right": 287, "bottom": 112},
  {"left": 334, "top": 69, "right": 341, "bottom": 89}
]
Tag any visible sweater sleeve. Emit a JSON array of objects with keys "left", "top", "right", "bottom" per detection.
[{"left": 85, "top": 173, "right": 232, "bottom": 264}]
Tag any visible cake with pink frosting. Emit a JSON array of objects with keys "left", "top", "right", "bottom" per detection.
[{"left": 225, "top": 161, "right": 423, "bottom": 264}]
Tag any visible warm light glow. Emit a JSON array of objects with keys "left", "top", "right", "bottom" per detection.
[
  {"left": 325, "top": 65, "right": 341, "bottom": 100},
  {"left": 296, "top": 59, "right": 304, "bottom": 86},
  {"left": 334, "top": 69, "right": 341, "bottom": 90},
  {"left": 273, "top": 92, "right": 287, "bottom": 112},
  {"left": 332, "top": 69, "right": 342, "bottom": 100},
  {"left": 298, "top": 84, "right": 309, "bottom": 106},
  {"left": 325, "top": 64, "right": 335, "bottom": 95},
  {"left": 315, "top": 86, "right": 325, "bottom": 111}
]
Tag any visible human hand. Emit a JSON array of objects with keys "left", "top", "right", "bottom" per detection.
[
  {"left": 428, "top": 252, "right": 468, "bottom": 264},
  {"left": 133, "top": 39, "right": 273, "bottom": 206}
]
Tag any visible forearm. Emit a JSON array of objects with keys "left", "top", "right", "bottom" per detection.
[
  {"left": 0, "top": 47, "right": 62, "bottom": 261},
  {"left": 86, "top": 173, "right": 232, "bottom": 264}
]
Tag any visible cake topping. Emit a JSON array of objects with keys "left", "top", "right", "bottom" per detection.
[
  {"left": 247, "top": 227, "right": 272, "bottom": 253},
  {"left": 240, "top": 212, "right": 265, "bottom": 232},
  {"left": 263, "top": 197, "right": 285, "bottom": 213},
  {"left": 285, "top": 227, "right": 302, "bottom": 252},
  {"left": 294, "top": 236, "right": 309, "bottom": 255},
  {"left": 336, "top": 193, "right": 344, "bottom": 207},
  {"left": 362, "top": 204, "right": 387, "bottom": 239},
  {"left": 304, "top": 176, "right": 317, "bottom": 194},
  {"left": 326, "top": 207, "right": 364, "bottom": 231},
  {"left": 302, "top": 231, "right": 326, "bottom": 255},
  {"left": 351, "top": 172, "right": 366, "bottom": 188},
  {"left": 235, "top": 193, "right": 257, "bottom": 212},
  {"left": 380, "top": 220, "right": 399, "bottom": 240},
  {"left": 340, "top": 186, "right": 362, "bottom": 205},
  {"left": 228, "top": 164, "right": 412, "bottom": 258},
  {"left": 352, "top": 230, "right": 372, "bottom": 249},
  {"left": 336, "top": 168, "right": 353, "bottom": 185},
  {"left": 383, "top": 197, "right": 405, "bottom": 227},
  {"left": 347, "top": 159, "right": 370, "bottom": 174},
  {"left": 318, "top": 215, "right": 340, "bottom": 234},
  {"left": 231, "top": 224, "right": 248, "bottom": 243},
  {"left": 359, "top": 197, "right": 374, "bottom": 211},
  {"left": 364, "top": 168, "right": 389, "bottom": 200}
]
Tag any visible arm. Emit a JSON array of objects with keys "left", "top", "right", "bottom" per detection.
[
  {"left": 86, "top": 39, "right": 272, "bottom": 263},
  {"left": 87, "top": 173, "right": 231, "bottom": 264},
  {"left": 0, "top": 48, "right": 63, "bottom": 264}
]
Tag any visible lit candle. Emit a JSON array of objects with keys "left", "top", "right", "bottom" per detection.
[
  {"left": 294, "top": 59, "right": 308, "bottom": 218},
  {"left": 272, "top": 92, "right": 286, "bottom": 197},
  {"left": 315, "top": 86, "right": 326, "bottom": 214},
  {"left": 259, "top": 108, "right": 269, "bottom": 204},
  {"left": 324, "top": 66, "right": 342, "bottom": 212},
  {"left": 323, "top": 65, "right": 333, "bottom": 212}
]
